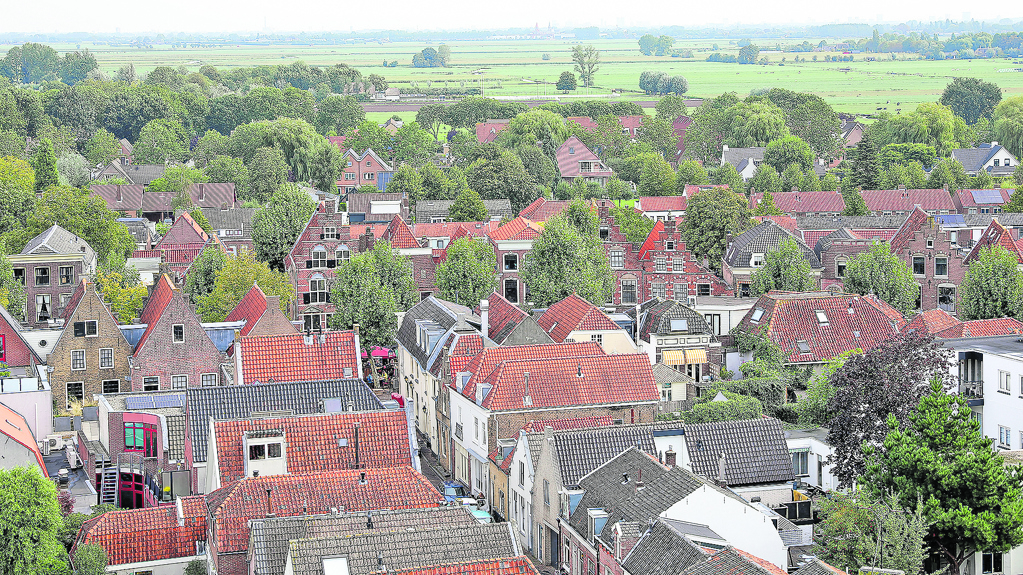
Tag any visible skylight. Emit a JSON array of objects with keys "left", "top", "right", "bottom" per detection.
[
  {"left": 669, "top": 319, "right": 688, "bottom": 332},
  {"left": 815, "top": 310, "right": 829, "bottom": 324},
  {"left": 796, "top": 340, "right": 810, "bottom": 353},
  {"left": 750, "top": 308, "right": 765, "bottom": 323}
]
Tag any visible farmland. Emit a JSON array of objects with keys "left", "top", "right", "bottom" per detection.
[{"left": 6, "top": 38, "right": 1023, "bottom": 116}]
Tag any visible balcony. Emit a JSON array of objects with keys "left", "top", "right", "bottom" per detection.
[{"left": 959, "top": 379, "right": 984, "bottom": 407}]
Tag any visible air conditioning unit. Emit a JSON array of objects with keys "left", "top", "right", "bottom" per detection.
[{"left": 41, "top": 441, "right": 50, "bottom": 455}]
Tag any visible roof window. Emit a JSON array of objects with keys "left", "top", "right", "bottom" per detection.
[
  {"left": 796, "top": 340, "right": 810, "bottom": 353},
  {"left": 750, "top": 308, "right": 765, "bottom": 323},
  {"left": 815, "top": 310, "right": 829, "bottom": 324}
]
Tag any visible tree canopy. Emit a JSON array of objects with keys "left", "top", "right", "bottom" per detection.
[
  {"left": 0, "top": 466, "right": 69, "bottom": 575},
  {"left": 681, "top": 188, "right": 754, "bottom": 271},
  {"left": 843, "top": 242, "right": 918, "bottom": 315},
  {"left": 195, "top": 252, "right": 293, "bottom": 322},
  {"left": 252, "top": 184, "right": 317, "bottom": 270},
  {"left": 749, "top": 238, "right": 816, "bottom": 295},
  {"left": 958, "top": 245, "right": 1023, "bottom": 320},
  {"left": 520, "top": 215, "right": 613, "bottom": 307},
  {"left": 435, "top": 236, "right": 498, "bottom": 307}
]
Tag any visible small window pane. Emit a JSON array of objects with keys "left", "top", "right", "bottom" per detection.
[
  {"left": 268, "top": 443, "right": 282, "bottom": 458},
  {"left": 249, "top": 444, "right": 266, "bottom": 460}
]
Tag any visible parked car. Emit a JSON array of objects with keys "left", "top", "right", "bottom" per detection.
[
  {"left": 442, "top": 481, "right": 475, "bottom": 506},
  {"left": 470, "top": 508, "right": 493, "bottom": 523}
]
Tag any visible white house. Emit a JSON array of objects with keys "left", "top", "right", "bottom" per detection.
[
  {"left": 783, "top": 427, "right": 839, "bottom": 491},
  {"left": 951, "top": 142, "right": 1018, "bottom": 177},
  {"left": 946, "top": 335, "right": 1023, "bottom": 451}
]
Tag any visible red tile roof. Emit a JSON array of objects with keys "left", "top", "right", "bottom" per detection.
[
  {"left": 519, "top": 415, "right": 615, "bottom": 432},
  {"left": 328, "top": 135, "right": 348, "bottom": 151},
  {"left": 134, "top": 274, "right": 176, "bottom": 353},
  {"left": 413, "top": 221, "right": 500, "bottom": 239},
  {"left": 62, "top": 279, "right": 88, "bottom": 321},
  {"left": 889, "top": 207, "right": 931, "bottom": 252},
  {"left": 801, "top": 228, "right": 897, "bottom": 250},
  {"left": 637, "top": 220, "right": 666, "bottom": 261},
  {"left": 637, "top": 196, "right": 688, "bottom": 212},
  {"left": 490, "top": 216, "right": 542, "bottom": 241},
  {"left": 481, "top": 292, "right": 529, "bottom": 342},
  {"left": 211, "top": 410, "right": 412, "bottom": 484},
  {"left": 156, "top": 212, "right": 211, "bottom": 249},
  {"left": 76, "top": 496, "right": 207, "bottom": 566},
  {"left": 861, "top": 189, "right": 956, "bottom": 213},
  {"left": 385, "top": 215, "right": 420, "bottom": 249},
  {"left": 224, "top": 284, "right": 269, "bottom": 337},
  {"left": 935, "top": 317, "right": 1023, "bottom": 338},
  {"left": 478, "top": 354, "right": 659, "bottom": 411},
  {"left": 458, "top": 341, "right": 605, "bottom": 398},
  {"left": 131, "top": 249, "right": 161, "bottom": 259},
  {"left": 186, "top": 182, "right": 236, "bottom": 209},
  {"left": 905, "top": 308, "right": 961, "bottom": 335},
  {"left": 953, "top": 188, "right": 1012, "bottom": 208},
  {"left": 750, "top": 191, "right": 845, "bottom": 214},
  {"left": 0, "top": 402, "right": 45, "bottom": 472},
  {"left": 518, "top": 198, "right": 571, "bottom": 222},
  {"left": 966, "top": 219, "right": 1023, "bottom": 264},
  {"left": 475, "top": 121, "right": 510, "bottom": 144},
  {"left": 90, "top": 184, "right": 144, "bottom": 212},
  {"left": 489, "top": 445, "right": 516, "bottom": 473},
  {"left": 556, "top": 137, "right": 611, "bottom": 180},
  {"left": 740, "top": 292, "right": 905, "bottom": 363},
  {"left": 537, "top": 293, "right": 623, "bottom": 342},
  {"left": 731, "top": 549, "right": 789, "bottom": 575},
  {"left": 755, "top": 215, "right": 799, "bottom": 234},
  {"left": 370, "top": 557, "right": 540, "bottom": 575},
  {"left": 207, "top": 467, "right": 441, "bottom": 554},
  {"left": 238, "top": 330, "right": 360, "bottom": 384}
]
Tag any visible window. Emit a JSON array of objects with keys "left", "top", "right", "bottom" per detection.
[
  {"left": 172, "top": 324, "right": 184, "bottom": 343},
  {"left": 336, "top": 247, "right": 350, "bottom": 264},
  {"left": 999, "top": 426, "right": 1011, "bottom": 448},
  {"left": 66, "top": 382, "right": 83, "bottom": 408},
  {"left": 950, "top": 231, "right": 958, "bottom": 246},
  {"left": 1007, "top": 159, "right": 1013, "bottom": 167},
  {"left": 836, "top": 257, "right": 847, "bottom": 278},
  {"left": 364, "top": 172, "right": 375, "bottom": 180},
  {"left": 304, "top": 314, "right": 322, "bottom": 332},
  {"left": 312, "top": 246, "right": 328, "bottom": 268},
  {"left": 751, "top": 308, "right": 765, "bottom": 323},
  {"left": 518, "top": 462, "right": 525, "bottom": 486},
  {"left": 309, "top": 277, "right": 328, "bottom": 303},
  {"left": 59, "top": 292, "right": 71, "bottom": 310},
  {"left": 739, "top": 283, "right": 750, "bottom": 298},
  {"left": 705, "top": 313, "right": 722, "bottom": 335},
  {"left": 655, "top": 257, "right": 666, "bottom": 272},
  {"left": 697, "top": 284, "right": 711, "bottom": 296},
  {"left": 599, "top": 226, "right": 609, "bottom": 240},
  {"left": 610, "top": 252, "right": 624, "bottom": 269},
  {"left": 814, "top": 310, "right": 829, "bottom": 324},
  {"left": 365, "top": 160, "right": 372, "bottom": 168},
  {"left": 35, "top": 294, "right": 51, "bottom": 322},
  {"left": 672, "top": 257, "right": 683, "bottom": 272},
  {"left": 268, "top": 443, "right": 282, "bottom": 458},
  {"left": 669, "top": 318, "right": 688, "bottom": 332},
  {"left": 983, "top": 552, "right": 1004, "bottom": 574},
  {"left": 172, "top": 375, "right": 188, "bottom": 389},
  {"left": 1000, "top": 371, "right": 1011, "bottom": 393},
  {"left": 71, "top": 350, "right": 85, "bottom": 370},
  {"left": 99, "top": 348, "right": 113, "bottom": 369},
  {"left": 935, "top": 257, "right": 948, "bottom": 277},
  {"left": 622, "top": 280, "right": 637, "bottom": 304},
  {"left": 322, "top": 227, "right": 338, "bottom": 239},
  {"left": 344, "top": 172, "right": 356, "bottom": 180},
  {"left": 543, "top": 479, "right": 550, "bottom": 505},
  {"left": 791, "top": 451, "right": 809, "bottom": 476},
  {"left": 651, "top": 282, "right": 666, "bottom": 299},
  {"left": 202, "top": 373, "right": 217, "bottom": 387},
  {"left": 796, "top": 340, "right": 811, "bottom": 353},
  {"left": 926, "top": 239, "right": 934, "bottom": 249},
  {"left": 102, "top": 380, "right": 119, "bottom": 394},
  {"left": 124, "top": 421, "right": 157, "bottom": 458},
  {"left": 73, "top": 321, "right": 97, "bottom": 337},
  {"left": 34, "top": 267, "right": 49, "bottom": 286},
  {"left": 504, "top": 254, "right": 518, "bottom": 271},
  {"left": 59, "top": 266, "right": 73, "bottom": 285},
  {"left": 913, "top": 256, "right": 925, "bottom": 275},
  {"left": 666, "top": 240, "right": 675, "bottom": 250},
  {"left": 939, "top": 286, "right": 956, "bottom": 313},
  {"left": 249, "top": 444, "right": 266, "bottom": 460},
  {"left": 12, "top": 268, "right": 24, "bottom": 284},
  {"left": 143, "top": 377, "right": 159, "bottom": 391},
  {"left": 591, "top": 334, "right": 603, "bottom": 344},
  {"left": 673, "top": 284, "right": 687, "bottom": 301},
  {"left": 751, "top": 253, "right": 765, "bottom": 267},
  {"left": 504, "top": 279, "right": 519, "bottom": 303}
]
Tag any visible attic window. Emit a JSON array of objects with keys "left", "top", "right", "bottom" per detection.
[
  {"left": 669, "top": 319, "right": 688, "bottom": 332},
  {"left": 569, "top": 147, "right": 575, "bottom": 154},
  {"left": 796, "top": 340, "right": 810, "bottom": 353},
  {"left": 750, "top": 308, "right": 765, "bottom": 323},
  {"left": 666, "top": 241, "right": 675, "bottom": 250},
  {"left": 815, "top": 310, "right": 829, "bottom": 324}
]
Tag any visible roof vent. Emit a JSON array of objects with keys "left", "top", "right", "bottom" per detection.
[
  {"left": 577, "top": 365, "right": 583, "bottom": 378},
  {"left": 359, "top": 471, "right": 367, "bottom": 485}
]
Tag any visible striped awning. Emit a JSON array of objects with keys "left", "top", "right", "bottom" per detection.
[
  {"left": 684, "top": 349, "right": 707, "bottom": 365},
  {"left": 662, "top": 350, "right": 686, "bottom": 366}
]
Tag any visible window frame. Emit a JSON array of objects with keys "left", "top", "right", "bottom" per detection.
[
  {"left": 504, "top": 253, "right": 519, "bottom": 271},
  {"left": 124, "top": 421, "right": 157, "bottom": 458},
  {"left": 71, "top": 349, "right": 86, "bottom": 371},
  {"left": 34, "top": 266, "right": 50, "bottom": 287},
  {"left": 172, "top": 324, "right": 184, "bottom": 343},
  {"left": 201, "top": 373, "right": 217, "bottom": 387},
  {"left": 935, "top": 256, "right": 948, "bottom": 277},
  {"left": 171, "top": 375, "right": 188, "bottom": 389},
  {"left": 35, "top": 294, "right": 51, "bottom": 322},
  {"left": 102, "top": 379, "right": 119, "bottom": 394},
  {"left": 66, "top": 381, "right": 84, "bottom": 409},
  {"left": 143, "top": 377, "right": 159, "bottom": 392},
  {"left": 912, "top": 256, "right": 926, "bottom": 276},
  {"left": 311, "top": 246, "right": 328, "bottom": 269},
  {"left": 621, "top": 280, "right": 637, "bottom": 304},
  {"left": 610, "top": 251, "right": 624, "bottom": 269},
  {"left": 655, "top": 257, "right": 667, "bottom": 273},
  {"left": 99, "top": 347, "right": 113, "bottom": 369},
  {"left": 59, "top": 266, "right": 74, "bottom": 285}
]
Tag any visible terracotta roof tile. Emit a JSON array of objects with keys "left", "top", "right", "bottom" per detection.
[
  {"left": 537, "top": 293, "right": 623, "bottom": 342},
  {"left": 966, "top": 218, "right": 1023, "bottom": 264},
  {"left": 239, "top": 331, "right": 360, "bottom": 384},
  {"left": 861, "top": 189, "right": 956, "bottom": 213},
  {"left": 458, "top": 341, "right": 605, "bottom": 398},
  {"left": 224, "top": 284, "right": 269, "bottom": 337},
  {"left": 475, "top": 121, "right": 510, "bottom": 144},
  {"left": 490, "top": 216, "right": 542, "bottom": 241},
  {"left": 555, "top": 137, "right": 611, "bottom": 180},
  {"left": 90, "top": 184, "right": 144, "bottom": 212},
  {"left": 134, "top": 274, "right": 176, "bottom": 352},
  {"left": 936, "top": 317, "right": 1023, "bottom": 338},
  {"left": 385, "top": 215, "right": 420, "bottom": 249},
  {"left": 906, "top": 308, "right": 961, "bottom": 335},
  {"left": 212, "top": 410, "right": 412, "bottom": 485},
  {"left": 637, "top": 196, "right": 688, "bottom": 212},
  {"left": 518, "top": 197, "right": 571, "bottom": 222},
  {"left": 370, "top": 557, "right": 540, "bottom": 575},
  {"left": 750, "top": 191, "right": 845, "bottom": 214},
  {"left": 478, "top": 292, "right": 529, "bottom": 343},
  {"left": 520, "top": 415, "right": 614, "bottom": 432},
  {"left": 76, "top": 496, "right": 207, "bottom": 566}
]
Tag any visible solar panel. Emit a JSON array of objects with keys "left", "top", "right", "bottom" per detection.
[
  {"left": 935, "top": 214, "right": 966, "bottom": 228},
  {"left": 153, "top": 394, "right": 185, "bottom": 409},
  {"left": 124, "top": 396, "right": 155, "bottom": 410},
  {"left": 971, "top": 189, "right": 1004, "bottom": 204}
]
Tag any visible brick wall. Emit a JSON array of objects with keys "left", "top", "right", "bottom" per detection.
[
  {"left": 0, "top": 314, "right": 35, "bottom": 368},
  {"left": 131, "top": 292, "right": 225, "bottom": 391},
  {"left": 488, "top": 404, "right": 658, "bottom": 455},
  {"left": 818, "top": 239, "right": 873, "bottom": 281},
  {"left": 892, "top": 224, "right": 967, "bottom": 312},
  {"left": 15, "top": 259, "right": 85, "bottom": 328}
]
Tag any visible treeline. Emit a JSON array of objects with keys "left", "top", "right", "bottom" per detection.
[
  {"left": 839, "top": 30, "right": 1023, "bottom": 58},
  {"left": 638, "top": 71, "right": 688, "bottom": 96},
  {"left": 0, "top": 43, "right": 99, "bottom": 84}
]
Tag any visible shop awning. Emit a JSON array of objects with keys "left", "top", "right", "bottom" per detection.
[
  {"left": 662, "top": 350, "right": 686, "bottom": 366},
  {"left": 684, "top": 349, "right": 707, "bottom": 365}
]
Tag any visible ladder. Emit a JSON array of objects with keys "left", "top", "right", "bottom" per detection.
[{"left": 99, "top": 466, "right": 117, "bottom": 506}]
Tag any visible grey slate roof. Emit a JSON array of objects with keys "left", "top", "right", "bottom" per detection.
[
  {"left": 813, "top": 228, "right": 862, "bottom": 259},
  {"left": 286, "top": 522, "right": 518, "bottom": 575},
  {"left": 186, "top": 379, "right": 383, "bottom": 463},
  {"left": 395, "top": 296, "right": 474, "bottom": 369},
  {"left": 651, "top": 363, "right": 691, "bottom": 385},
  {"left": 106, "top": 163, "right": 167, "bottom": 185},
  {"left": 628, "top": 298, "right": 714, "bottom": 341},
  {"left": 792, "top": 558, "right": 847, "bottom": 575},
  {"left": 964, "top": 213, "right": 1023, "bottom": 227},
  {"left": 794, "top": 214, "right": 908, "bottom": 230},
  {"left": 724, "top": 221, "right": 821, "bottom": 269},
  {"left": 201, "top": 207, "right": 257, "bottom": 239},
  {"left": 21, "top": 224, "right": 97, "bottom": 265},
  {"left": 166, "top": 414, "right": 186, "bottom": 460},
  {"left": 622, "top": 519, "right": 709, "bottom": 575},
  {"left": 554, "top": 425, "right": 657, "bottom": 486},
  {"left": 249, "top": 507, "right": 478, "bottom": 575},
  {"left": 721, "top": 147, "right": 765, "bottom": 170},
  {"left": 683, "top": 417, "right": 796, "bottom": 487},
  {"left": 681, "top": 547, "right": 784, "bottom": 575},
  {"left": 118, "top": 218, "right": 158, "bottom": 246},
  {"left": 952, "top": 144, "right": 1013, "bottom": 174},
  {"left": 415, "top": 199, "right": 514, "bottom": 223}
]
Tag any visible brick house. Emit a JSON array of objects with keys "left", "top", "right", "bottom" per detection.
[
  {"left": 722, "top": 221, "right": 822, "bottom": 297},
  {"left": 888, "top": 206, "right": 969, "bottom": 313},
  {"left": 10, "top": 224, "right": 98, "bottom": 328},
  {"left": 627, "top": 298, "right": 716, "bottom": 378},
  {"left": 793, "top": 215, "right": 905, "bottom": 251},
  {"left": 860, "top": 187, "right": 956, "bottom": 216},
  {"left": 50, "top": 279, "right": 133, "bottom": 409},
  {"left": 537, "top": 293, "right": 637, "bottom": 354},
  {"left": 223, "top": 283, "right": 298, "bottom": 338},
  {"left": 337, "top": 148, "right": 394, "bottom": 194},
  {"left": 813, "top": 228, "right": 876, "bottom": 283},
  {"left": 964, "top": 218, "right": 1023, "bottom": 266},
  {"left": 475, "top": 120, "right": 512, "bottom": 143},
  {"left": 0, "top": 303, "right": 43, "bottom": 374},
  {"left": 478, "top": 292, "right": 553, "bottom": 346},
  {"left": 130, "top": 275, "right": 227, "bottom": 391},
  {"left": 749, "top": 191, "right": 846, "bottom": 217},
  {"left": 555, "top": 136, "right": 613, "bottom": 186},
  {"left": 234, "top": 329, "right": 363, "bottom": 386},
  {"left": 156, "top": 212, "right": 210, "bottom": 250},
  {"left": 137, "top": 182, "right": 237, "bottom": 223},
  {"left": 489, "top": 216, "right": 542, "bottom": 305}
]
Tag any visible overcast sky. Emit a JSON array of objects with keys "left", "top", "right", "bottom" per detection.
[{"left": 0, "top": 0, "right": 997, "bottom": 34}]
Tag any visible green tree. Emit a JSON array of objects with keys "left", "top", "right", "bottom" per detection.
[
  {"left": 387, "top": 165, "right": 424, "bottom": 213},
  {"left": 72, "top": 544, "right": 107, "bottom": 575},
  {"left": 415, "top": 103, "right": 447, "bottom": 141},
  {"left": 655, "top": 95, "right": 687, "bottom": 121},
  {"left": 365, "top": 241, "right": 417, "bottom": 312},
  {"left": 449, "top": 187, "right": 489, "bottom": 222},
  {"left": 727, "top": 101, "right": 789, "bottom": 148},
  {"left": 994, "top": 95, "right": 1023, "bottom": 159},
  {"left": 753, "top": 190, "right": 783, "bottom": 216},
  {"left": 520, "top": 215, "right": 613, "bottom": 307},
  {"left": 746, "top": 164, "right": 783, "bottom": 195},
  {"left": 435, "top": 236, "right": 497, "bottom": 306},
  {"left": 571, "top": 45, "right": 600, "bottom": 88},
  {"left": 464, "top": 150, "right": 539, "bottom": 213},
  {"left": 204, "top": 155, "right": 249, "bottom": 198},
  {"left": 820, "top": 172, "right": 841, "bottom": 192},
  {"left": 195, "top": 252, "right": 293, "bottom": 322},
  {"left": 940, "top": 77, "right": 1002, "bottom": 125},
  {"left": 13, "top": 186, "right": 136, "bottom": 261},
  {"left": 184, "top": 559, "right": 206, "bottom": 575},
  {"left": 842, "top": 187, "right": 870, "bottom": 216},
  {"left": 30, "top": 138, "right": 58, "bottom": 191},
  {"left": 0, "top": 466, "right": 69, "bottom": 575},
  {"left": 850, "top": 131, "right": 881, "bottom": 190},
  {"left": 958, "top": 246, "right": 1023, "bottom": 320},
  {"left": 710, "top": 163, "right": 745, "bottom": 190},
  {"left": 795, "top": 348, "right": 860, "bottom": 428},
  {"left": 0, "top": 156, "right": 36, "bottom": 237},
  {"left": 516, "top": 146, "right": 558, "bottom": 190},
  {"left": 314, "top": 94, "right": 364, "bottom": 135},
  {"left": 343, "top": 120, "right": 392, "bottom": 156},
  {"left": 749, "top": 238, "right": 816, "bottom": 295},
  {"left": 926, "top": 158, "right": 969, "bottom": 192},
  {"left": 84, "top": 129, "right": 120, "bottom": 166},
  {"left": 763, "top": 135, "right": 814, "bottom": 173},
  {"left": 184, "top": 244, "right": 226, "bottom": 301},
  {"left": 674, "top": 160, "right": 709, "bottom": 190},
  {"left": 132, "top": 118, "right": 187, "bottom": 164},
  {"left": 636, "top": 116, "right": 678, "bottom": 159},
  {"left": 556, "top": 72, "right": 577, "bottom": 93},
  {"left": 496, "top": 109, "right": 569, "bottom": 161},
  {"left": 94, "top": 263, "right": 147, "bottom": 323},
  {"left": 392, "top": 122, "right": 434, "bottom": 167},
  {"left": 683, "top": 391, "right": 763, "bottom": 424},
  {"left": 246, "top": 147, "right": 289, "bottom": 204},
  {"left": 611, "top": 204, "right": 655, "bottom": 243},
  {"left": 252, "top": 183, "right": 317, "bottom": 270},
  {"left": 862, "top": 381, "right": 1023, "bottom": 573},
  {"left": 1006, "top": 186, "right": 1023, "bottom": 213},
  {"left": 843, "top": 242, "right": 917, "bottom": 314},
  {"left": 637, "top": 155, "right": 675, "bottom": 196},
  {"left": 0, "top": 253, "right": 26, "bottom": 321},
  {"left": 328, "top": 252, "right": 398, "bottom": 348},
  {"left": 738, "top": 44, "right": 760, "bottom": 64},
  {"left": 682, "top": 188, "right": 754, "bottom": 271}
]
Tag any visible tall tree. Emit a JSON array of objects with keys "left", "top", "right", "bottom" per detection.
[
  {"left": 73, "top": 544, "right": 108, "bottom": 575},
  {"left": 637, "top": 155, "right": 675, "bottom": 196},
  {"left": 387, "top": 165, "right": 424, "bottom": 213},
  {"left": 12, "top": 185, "right": 136, "bottom": 261},
  {"left": 0, "top": 253, "right": 25, "bottom": 321},
  {"left": 556, "top": 72, "right": 577, "bottom": 93},
  {"left": 328, "top": 253, "right": 398, "bottom": 348},
  {"left": 0, "top": 466, "right": 69, "bottom": 575},
  {"left": 435, "top": 236, "right": 497, "bottom": 307},
  {"left": 448, "top": 187, "right": 488, "bottom": 222},
  {"left": 520, "top": 215, "right": 613, "bottom": 307},
  {"left": 30, "top": 138, "right": 58, "bottom": 191},
  {"left": 682, "top": 188, "right": 754, "bottom": 271},
  {"left": 958, "top": 245, "right": 1023, "bottom": 320},
  {"left": 825, "top": 333, "right": 952, "bottom": 486},
  {"left": 796, "top": 349, "right": 860, "bottom": 428},
  {"left": 132, "top": 118, "right": 188, "bottom": 164},
  {"left": 314, "top": 94, "right": 364, "bottom": 135},
  {"left": 749, "top": 238, "right": 816, "bottom": 295},
  {"left": 994, "top": 95, "right": 1023, "bottom": 159},
  {"left": 195, "top": 252, "right": 293, "bottom": 322},
  {"left": 675, "top": 160, "right": 709, "bottom": 190},
  {"left": 184, "top": 244, "right": 227, "bottom": 301},
  {"left": 611, "top": 204, "right": 655, "bottom": 243},
  {"left": 571, "top": 45, "right": 600, "bottom": 88},
  {"left": 464, "top": 150, "right": 539, "bottom": 213},
  {"left": 843, "top": 241, "right": 918, "bottom": 314},
  {"left": 84, "top": 128, "right": 120, "bottom": 166},
  {"left": 762, "top": 135, "right": 814, "bottom": 173},
  {"left": 392, "top": 122, "right": 434, "bottom": 167},
  {"left": 365, "top": 241, "right": 417, "bottom": 312},
  {"left": 655, "top": 95, "right": 687, "bottom": 121},
  {"left": 850, "top": 132, "right": 881, "bottom": 191},
  {"left": 94, "top": 258, "right": 147, "bottom": 323},
  {"left": 0, "top": 155, "right": 36, "bottom": 238},
  {"left": 415, "top": 103, "right": 447, "bottom": 141},
  {"left": 842, "top": 187, "right": 870, "bottom": 216},
  {"left": 940, "top": 77, "right": 1002, "bottom": 125},
  {"left": 246, "top": 147, "right": 289, "bottom": 204},
  {"left": 252, "top": 183, "right": 317, "bottom": 270},
  {"left": 862, "top": 381, "right": 1023, "bottom": 573}
]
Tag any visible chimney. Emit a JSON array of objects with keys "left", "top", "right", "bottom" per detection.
[
  {"left": 897, "top": 184, "right": 906, "bottom": 191},
  {"left": 366, "top": 510, "right": 374, "bottom": 529},
  {"left": 717, "top": 452, "right": 727, "bottom": 486},
  {"left": 265, "top": 295, "right": 280, "bottom": 314},
  {"left": 663, "top": 218, "right": 676, "bottom": 236},
  {"left": 480, "top": 299, "right": 490, "bottom": 336},
  {"left": 265, "top": 486, "right": 275, "bottom": 517},
  {"left": 543, "top": 424, "right": 554, "bottom": 442},
  {"left": 198, "top": 183, "right": 205, "bottom": 201},
  {"left": 635, "top": 469, "right": 644, "bottom": 491},
  {"left": 664, "top": 447, "right": 677, "bottom": 467},
  {"left": 577, "top": 364, "right": 583, "bottom": 378},
  {"left": 359, "top": 471, "right": 367, "bottom": 485},
  {"left": 943, "top": 183, "right": 949, "bottom": 192},
  {"left": 116, "top": 185, "right": 122, "bottom": 202}
]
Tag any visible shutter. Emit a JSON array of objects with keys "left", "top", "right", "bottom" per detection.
[
  {"left": 305, "top": 260, "right": 312, "bottom": 269},
  {"left": 318, "top": 234, "right": 323, "bottom": 240},
  {"left": 73, "top": 322, "right": 85, "bottom": 337},
  {"left": 303, "top": 293, "right": 310, "bottom": 304},
  {"left": 327, "top": 259, "right": 336, "bottom": 268}
]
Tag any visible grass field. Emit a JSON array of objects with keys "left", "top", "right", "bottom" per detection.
[{"left": 7, "top": 39, "right": 1023, "bottom": 116}]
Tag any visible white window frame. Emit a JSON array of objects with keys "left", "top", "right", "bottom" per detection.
[
  {"left": 99, "top": 348, "right": 113, "bottom": 369},
  {"left": 311, "top": 246, "right": 328, "bottom": 269},
  {"left": 999, "top": 371, "right": 1011, "bottom": 393},
  {"left": 610, "top": 251, "right": 624, "bottom": 269},
  {"left": 71, "top": 350, "right": 86, "bottom": 371},
  {"left": 655, "top": 257, "right": 667, "bottom": 273},
  {"left": 172, "top": 324, "right": 184, "bottom": 343},
  {"left": 143, "top": 376, "right": 160, "bottom": 391},
  {"left": 999, "top": 425, "right": 1011, "bottom": 448},
  {"left": 171, "top": 375, "right": 188, "bottom": 389}
]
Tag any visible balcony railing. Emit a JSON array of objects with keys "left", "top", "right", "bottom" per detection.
[{"left": 959, "top": 379, "right": 983, "bottom": 399}]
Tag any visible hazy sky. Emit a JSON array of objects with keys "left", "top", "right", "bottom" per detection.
[{"left": 0, "top": 0, "right": 996, "bottom": 34}]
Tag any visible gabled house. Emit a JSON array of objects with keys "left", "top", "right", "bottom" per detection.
[
  {"left": 478, "top": 292, "right": 552, "bottom": 346},
  {"left": 749, "top": 191, "right": 846, "bottom": 217},
  {"left": 205, "top": 409, "right": 417, "bottom": 492},
  {"left": 634, "top": 196, "right": 687, "bottom": 220},
  {"left": 722, "top": 221, "right": 822, "bottom": 297},
  {"left": 118, "top": 218, "right": 159, "bottom": 251},
  {"left": 337, "top": 149, "right": 395, "bottom": 194},
  {"left": 628, "top": 298, "right": 716, "bottom": 378},
  {"left": 223, "top": 283, "right": 298, "bottom": 338},
  {"left": 952, "top": 142, "right": 1019, "bottom": 177},
  {"left": 860, "top": 187, "right": 956, "bottom": 216},
  {"left": 537, "top": 293, "right": 636, "bottom": 353},
  {"left": 10, "top": 224, "right": 98, "bottom": 327},
  {"left": 952, "top": 189, "right": 1013, "bottom": 215},
  {"left": 793, "top": 214, "right": 905, "bottom": 251},
  {"left": 475, "top": 120, "right": 511, "bottom": 144},
  {"left": 94, "top": 163, "right": 166, "bottom": 186},
  {"left": 130, "top": 274, "right": 227, "bottom": 391},
  {"left": 138, "top": 183, "right": 236, "bottom": 222},
  {"left": 681, "top": 417, "right": 796, "bottom": 495},
  {"left": 50, "top": 279, "right": 133, "bottom": 409},
  {"left": 490, "top": 216, "right": 542, "bottom": 304},
  {"left": 90, "top": 184, "right": 145, "bottom": 216},
  {"left": 567, "top": 115, "right": 646, "bottom": 140},
  {"left": 117, "top": 138, "right": 133, "bottom": 164},
  {"left": 345, "top": 191, "right": 408, "bottom": 223},
  {"left": 966, "top": 218, "right": 1023, "bottom": 266},
  {"left": 556, "top": 136, "right": 613, "bottom": 186},
  {"left": 156, "top": 212, "right": 210, "bottom": 250},
  {"left": 202, "top": 206, "right": 256, "bottom": 256},
  {"left": 735, "top": 291, "right": 905, "bottom": 370},
  {"left": 235, "top": 329, "right": 363, "bottom": 386},
  {"left": 633, "top": 217, "right": 732, "bottom": 303},
  {"left": 720, "top": 146, "right": 765, "bottom": 180},
  {"left": 888, "top": 206, "right": 969, "bottom": 313}
]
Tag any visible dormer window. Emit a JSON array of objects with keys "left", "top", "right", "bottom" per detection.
[
  {"left": 995, "top": 159, "right": 1001, "bottom": 167},
  {"left": 815, "top": 310, "right": 829, "bottom": 324},
  {"left": 751, "top": 253, "right": 765, "bottom": 267}
]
